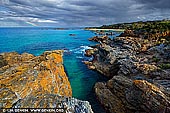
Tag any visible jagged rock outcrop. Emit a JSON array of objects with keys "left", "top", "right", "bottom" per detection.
[
  {"left": 88, "top": 35, "right": 111, "bottom": 43},
  {"left": 86, "top": 35, "right": 170, "bottom": 78},
  {"left": 95, "top": 76, "right": 170, "bottom": 113},
  {"left": 85, "top": 26, "right": 170, "bottom": 113},
  {"left": 14, "top": 94, "right": 93, "bottom": 113},
  {"left": 85, "top": 49, "right": 96, "bottom": 57},
  {"left": 91, "top": 40, "right": 170, "bottom": 112},
  {"left": 0, "top": 51, "right": 93, "bottom": 113}
]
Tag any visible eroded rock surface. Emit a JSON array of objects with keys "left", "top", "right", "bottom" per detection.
[
  {"left": 0, "top": 50, "right": 93, "bottom": 113},
  {"left": 95, "top": 76, "right": 170, "bottom": 113},
  {"left": 85, "top": 29, "right": 170, "bottom": 113}
]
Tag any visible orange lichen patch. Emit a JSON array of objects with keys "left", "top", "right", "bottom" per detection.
[
  {"left": 16, "top": 66, "right": 27, "bottom": 72},
  {"left": 20, "top": 86, "right": 31, "bottom": 98},
  {"left": 0, "top": 50, "right": 72, "bottom": 108},
  {"left": 59, "top": 86, "right": 72, "bottom": 97},
  {"left": 133, "top": 80, "right": 164, "bottom": 95},
  {"left": 54, "top": 66, "right": 59, "bottom": 75},
  {"left": 59, "top": 65, "right": 65, "bottom": 75},
  {"left": 54, "top": 87, "right": 59, "bottom": 94},
  {"left": 1, "top": 73, "right": 21, "bottom": 85},
  {"left": 63, "top": 87, "right": 72, "bottom": 97},
  {"left": 135, "top": 63, "right": 158, "bottom": 74},
  {"left": 39, "top": 72, "right": 53, "bottom": 93},
  {"left": 51, "top": 53, "right": 63, "bottom": 64},
  {"left": 15, "top": 71, "right": 22, "bottom": 75},
  {"left": 45, "top": 61, "right": 52, "bottom": 69},
  {"left": 59, "top": 84, "right": 66, "bottom": 96},
  {"left": 4, "top": 101, "right": 13, "bottom": 108},
  {"left": 31, "top": 80, "right": 39, "bottom": 91},
  {"left": 38, "top": 71, "right": 49, "bottom": 78}
]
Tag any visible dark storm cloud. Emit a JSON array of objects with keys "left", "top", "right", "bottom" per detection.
[
  {"left": 136, "top": 0, "right": 170, "bottom": 9},
  {"left": 0, "top": 0, "right": 169, "bottom": 27}
]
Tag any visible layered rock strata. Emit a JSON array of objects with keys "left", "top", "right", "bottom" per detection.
[
  {"left": 85, "top": 30, "right": 170, "bottom": 113},
  {"left": 95, "top": 76, "right": 170, "bottom": 113}
]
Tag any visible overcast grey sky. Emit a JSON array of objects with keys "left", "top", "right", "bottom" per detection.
[{"left": 0, "top": 0, "right": 170, "bottom": 27}]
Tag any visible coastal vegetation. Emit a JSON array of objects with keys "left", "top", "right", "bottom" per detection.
[{"left": 94, "top": 19, "right": 170, "bottom": 31}]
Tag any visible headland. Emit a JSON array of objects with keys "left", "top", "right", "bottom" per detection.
[{"left": 84, "top": 19, "right": 170, "bottom": 113}]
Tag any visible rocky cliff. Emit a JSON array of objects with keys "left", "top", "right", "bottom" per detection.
[
  {"left": 0, "top": 50, "right": 93, "bottom": 113},
  {"left": 85, "top": 28, "right": 170, "bottom": 112}
]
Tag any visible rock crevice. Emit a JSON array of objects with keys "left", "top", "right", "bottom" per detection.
[
  {"left": 85, "top": 25, "right": 170, "bottom": 113},
  {"left": 0, "top": 50, "right": 93, "bottom": 113}
]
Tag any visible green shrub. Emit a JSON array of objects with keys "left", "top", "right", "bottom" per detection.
[
  {"left": 159, "top": 63, "right": 170, "bottom": 69},
  {"left": 152, "top": 57, "right": 160, "bottom": 63}
]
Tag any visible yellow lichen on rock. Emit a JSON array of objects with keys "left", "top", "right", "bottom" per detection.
[
  {"left": 0, "top": 50, "right": 72, "bottom": 108},
  {"left": 134, "top": 80, "right": 164, "bottom": 95}
]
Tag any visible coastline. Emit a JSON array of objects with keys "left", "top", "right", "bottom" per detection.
[
  {"left": 0, "top": 28, "right": 108, "bottom": 113},
  {"left": 1, "top": 19, "right": 170, "bottom": 113},
  {"left": 84, "top": 20, "right": 170, "bottom": 113},
  {"left": 85, "top": 28, "right": 125, "bottom": 32}
]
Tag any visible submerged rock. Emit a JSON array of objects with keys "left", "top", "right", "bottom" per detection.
[{"left": 0, "top": 50, "right": 93, "bottom": 113}]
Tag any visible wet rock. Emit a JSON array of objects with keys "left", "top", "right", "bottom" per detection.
[
  {"left": 85, "top": 49, "right": 95, "bottom": 57},
  {"left": 69, "top": 34, "right": 76, "bottom": 36},
  {"left": 88, "top": 35, "right": 111, "bottom": 43},
  {"left": 83, "top": 61, "right": 96, "bottom": 70}
]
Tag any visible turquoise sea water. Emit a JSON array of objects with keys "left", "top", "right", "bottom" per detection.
[{"left": 0, "top": 27, "right": 120, "bottom": 112}]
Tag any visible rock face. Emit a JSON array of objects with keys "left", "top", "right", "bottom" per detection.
[
  {"left": 95, "top": 76, "right": 170, "bottom": 113},
  {"left": 0, "top": 51, "right": 93, "bottom": 113},
  {"left": 14, "top": 94, "right": 93, "bottom": 113},
  {"left": 86, "top": 35, "right": 170, "bottom": 79},
  {"left": 85, "top": 27, "right": 170, "bottom": 112}
]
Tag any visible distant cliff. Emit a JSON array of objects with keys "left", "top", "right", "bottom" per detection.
[{"left": 0, "top": 50, "right": 93, "bottom": 113}]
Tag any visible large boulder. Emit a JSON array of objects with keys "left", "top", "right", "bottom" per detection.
[{"left": 95, "top": 76, "right": 170, "bottom": 113}]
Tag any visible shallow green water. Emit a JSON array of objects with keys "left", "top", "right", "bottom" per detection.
[{"left": 0, "top": 27, "right": 120, "bottom": 112}]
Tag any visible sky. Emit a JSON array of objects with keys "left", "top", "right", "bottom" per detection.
[{"left": 0, "top": 0, "right": 170, "bottom": 27}]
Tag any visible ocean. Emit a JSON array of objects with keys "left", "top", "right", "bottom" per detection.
[{"left": 0, "top": 27, "right": 120, "bottom": 113}]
